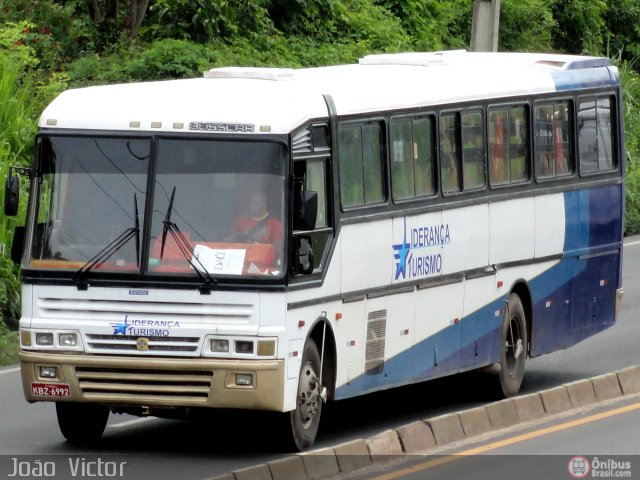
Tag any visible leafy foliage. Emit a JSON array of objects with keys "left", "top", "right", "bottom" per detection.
[
  {"left": 0, "top": 320, "right": 19, "bottom": 365},
  {"left": 0, "top": 0, "right": 94, "bottom": 66},
  {"left": 0, "top": 56, "right": 38, "bottom": 329},
  {"left": 499, "top": 0, "right": 554, "bottom": 52},
  {"left": 145, "top": 0, "right": 274, "bottom": 43},
  {"left": 268, "top": 0, "right": 343, "bottom": 40},
  {"left": 548, "top": 0, "right": 608, "bottom": 54},
  {"left": 605, "top": 0, "right": 640, "bottom": 62},
  {"left": 123, "top": 39, "right": 213, "bottom": 80},
  {"left": 618, "top": 57, "right": 640, "bottom": 234}
]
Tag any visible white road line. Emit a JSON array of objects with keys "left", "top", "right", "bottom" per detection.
[
  {"left": 0, "top": 366, "right": 20, "bottom": 375},
  {"left": 108, "top": 416, "right": 158, "bottom": 429},
  {"left": 624, "top": 239, "right": 640, "bottom": 247}
]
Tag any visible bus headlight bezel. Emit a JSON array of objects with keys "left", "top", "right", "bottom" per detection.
[
  {"left": 21, "top": 329, "right": 84, "bottom": 352},
  {"left": 203, "top": 336, "right": 278, "bottom": 359}
]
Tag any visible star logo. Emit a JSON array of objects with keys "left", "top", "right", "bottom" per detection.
[
  {"left": 393, "top": 218, "right": 411, "bottom": 280},
  {"left": 111, "top": 316, "right": 130, "bottom": 335}
]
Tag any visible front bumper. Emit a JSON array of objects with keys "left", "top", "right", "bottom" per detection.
[{"left": 20, "top": 351, "right": 285, "bottom": 412}]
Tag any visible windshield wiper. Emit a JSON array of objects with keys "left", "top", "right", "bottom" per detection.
[
  {"left": 74, "top": 194, "right": 141, "bottom": 290},
  {"left": 160, "top": 186, "right": 216, "bottom": 294}
]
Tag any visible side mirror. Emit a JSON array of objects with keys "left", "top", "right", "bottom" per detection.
[
  {"left": 11, "top": 226, "right": 25, "bottom": 265},
  {"left": 294, "top": 236, "right": 314, "bottom": 275},
  {"left": 294, "top": 191, "right": 318, "bottom": 231},
  {"left": 4, "top": 173, "right": 19, "bottom": 216}
]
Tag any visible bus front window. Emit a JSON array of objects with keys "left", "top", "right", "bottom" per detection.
[
  {"left": 30, "top": 136, "right": 150, "bottom": 272},
  {"left": 149, "top": 139, "right": 286, "bottom": 278}
]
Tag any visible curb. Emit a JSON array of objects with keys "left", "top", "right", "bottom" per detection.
[{"left": 208, "top": 365, "right": 640, "bottom": 480}]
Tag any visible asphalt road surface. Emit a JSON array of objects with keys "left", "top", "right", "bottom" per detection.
[{"left": 346, "top": 395, "right": 640, "bottom": 480}]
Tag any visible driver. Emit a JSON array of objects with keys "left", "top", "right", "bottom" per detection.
[{"left": 228, "top": 191, "right": 283, "bottom": 244}]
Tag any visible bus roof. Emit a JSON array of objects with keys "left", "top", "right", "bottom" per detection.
[{"left": 40, "top": 51, "right": 617, "bottom": 135}]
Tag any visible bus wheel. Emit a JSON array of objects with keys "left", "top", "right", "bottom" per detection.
[
  {"left": 498, "top": 293, "right": 527, "bottom": 397},
  {"left": 289, "top": 341, "right": 323, "bottom": 451},
  {"left": 56, "top": 402, "right": 109, "bottom": 444}
]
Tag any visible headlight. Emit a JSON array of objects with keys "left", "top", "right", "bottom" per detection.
[
  {"left": 59, "top": 333, "right": 78, "bottom": 347},
  {"left": 235, "top": 340, "right": 254, "bottom": 354},
  {"left": 235, "top": 373, "right": 253, "bottom": 386},
  {"left": 35, "top": 332, "right": 54, "bottom": 346},
  {"left": 39, "top": 366, "right": 58, "bottom": 379},
  {"left": 211, "top": 339, "right": 229, "bottom": 353}
]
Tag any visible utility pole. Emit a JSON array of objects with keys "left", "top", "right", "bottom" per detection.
[{"left": 470, "top": 0, "right": 501, "bottom": 52}]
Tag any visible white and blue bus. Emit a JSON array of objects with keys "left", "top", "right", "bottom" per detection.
[{"left": 5, "top": 51, "right": 624, "bottom": 450}]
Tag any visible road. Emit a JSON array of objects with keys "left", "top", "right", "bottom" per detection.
[
  {"left": 0, "top": 237, "right": 639, "bottom": 479},
  {"left": 347, "top": 395, "right": 640, "bottom": 480}
]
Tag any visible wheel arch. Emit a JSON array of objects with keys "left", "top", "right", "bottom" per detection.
[{"left": 307, "top": 317, "right": 337, "bottom": 401}]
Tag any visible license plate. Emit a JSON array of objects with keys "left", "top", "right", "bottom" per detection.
[{"left": 31, "top": 383, "right": 71, "bottom": 397}]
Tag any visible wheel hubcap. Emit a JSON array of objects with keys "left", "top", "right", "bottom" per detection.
[
  {"left": 298, "top": 362, "right": 321, "bottom": 428},
  {"left": 505, "top": 316, "right": 522, "bottom": 375}
]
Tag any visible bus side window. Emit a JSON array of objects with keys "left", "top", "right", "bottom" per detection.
[
  {"left": 338, "top": 125, "right": 364, "bottom": 207},
  {"left": 579, "top": 96, "right": 615, "bottom": 174},
  {"left": 390, "top": 116, "right": 436, "bottom": 201},
  {"left": 338, "top": 122, "right": 385, "bottom": 208},
  {"left": 306, "top": 160, "right": 327, "bottom": 228},
  {"left": 440, "top": 113, "right": 460, "bottom": 194},
  {"left": 414, "top": 117, "right": 436, "bottom": 197},
  {"left": 461, "top": 110, "right": 485, "bottom": 190},
  {"left": 509, "top": 106, "right": 529, "bottom": 182},
  {"left": 490, "top": 105, "right": 529, "bottom": 186},
  {"left": 535, "top": 101, "right": 573, "bottom": 180},
  {"left": 362, "top": 123, "right": 385, "bottom": 204},
  {"left": 390, "top": 118, "right": 414, "bottom": 200},
  {"left": 293, "top": 158, "right": 331, "bottom": 275}
]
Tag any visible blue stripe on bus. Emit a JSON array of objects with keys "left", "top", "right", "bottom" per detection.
[
  {"left": 563, "top": 186, "right": 623, "bottom": 254},
  {"left": 551, "top": 68, "right": 614, "bottom": 91},
  {"left": 335, "top": 185, "right": 622, "bottom": 401},
  {"left": 530, "top": 185, "right": 621, "bottom": 356}
]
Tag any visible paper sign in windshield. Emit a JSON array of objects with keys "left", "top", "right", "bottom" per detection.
[{"left": 192, "top": 244, "right": 246, "bottom": 275}]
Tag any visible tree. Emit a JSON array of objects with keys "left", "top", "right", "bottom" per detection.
[
  {"left": 86, "top": 0, "right": 150, "bottom": 40},
  {"left": 548, "top": 0, "right": 607, "bottom": 55}
]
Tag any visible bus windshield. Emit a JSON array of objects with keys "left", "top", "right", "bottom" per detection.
[
  {"left": 149, "top": 138, "right": 286, "bottom": 278},
  {"left": 29, "top": 135, "right": 287, "bottom": 280}
]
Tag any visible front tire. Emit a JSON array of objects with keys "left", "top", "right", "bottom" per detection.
[
  {"left": 498, "top": 293, "right": 528, "bottom": 397},
  {"left": 288, "top": 341, "right": 323, "bottom": 451},
  {"left": 56, "top": 402, "right": 109, "bottom": 445}
]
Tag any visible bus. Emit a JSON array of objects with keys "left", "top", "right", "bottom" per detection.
[{"left": 4, "top": 51, "right": 624, "bottom": 451}]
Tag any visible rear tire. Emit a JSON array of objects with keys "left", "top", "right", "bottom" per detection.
[
  {"left": 56, "top": 402, "right": 109, "bottom": 445},
  {"left": 287, "top": 341, "right": 323, "bottom": 451},
  {"left": 498, "top": 293, "right": 527, "bottom": 397}
]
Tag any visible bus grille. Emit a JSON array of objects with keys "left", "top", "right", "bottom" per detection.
[
  {"left": 75, "top": 366, "right": 213, "bottom": 404},
  {"left": 365, "top": 309, "right": 387, "bottom": 375},
  {"left": 85, "top": 334, "right": 200, "bottom": 353},
  {"left": 36, "top": 297, "right": 256, "bottom": 324}
]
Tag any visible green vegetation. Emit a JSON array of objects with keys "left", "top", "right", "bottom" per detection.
[
  {"left": 2, "top": 0, "right": 640, "bottom": 363},
  {"left": 0, "top": 321, "right": 18, "bottom": 365},
  {"left": 620, "top": 57, "right": 640, "bottom": 234}
]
